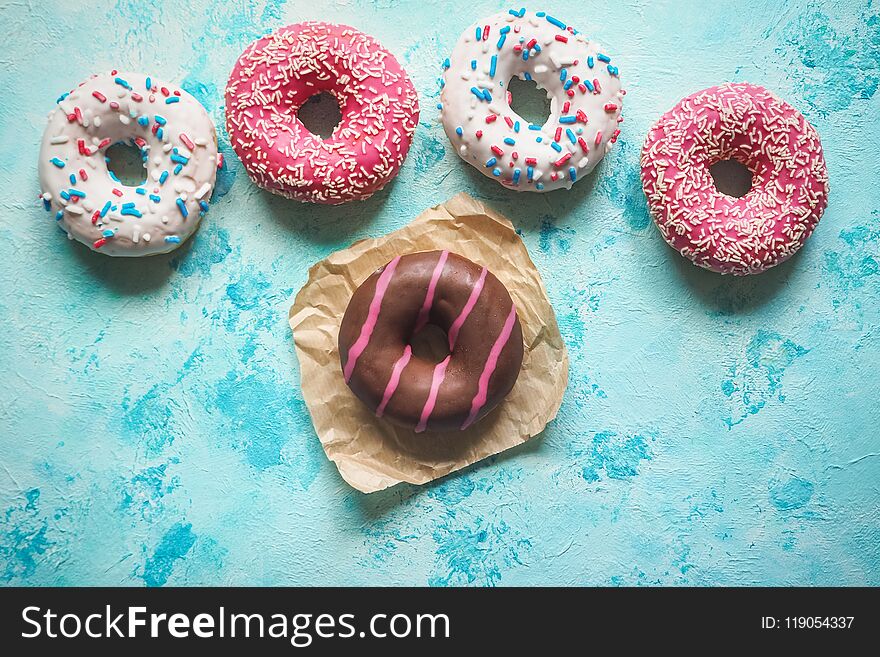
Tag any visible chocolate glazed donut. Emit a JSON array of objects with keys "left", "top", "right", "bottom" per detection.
[{"left": 338, "top": 251, "right": 524, "bottom": 432}]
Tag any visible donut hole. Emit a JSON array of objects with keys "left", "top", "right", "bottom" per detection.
[
  {"left": 709, "top": 159, "right": 753, "bottom": 198},
  {"left": 507, "top": 76, "right": 551, "bottom": 127},
  {"left": 105, "top": 142, "right": 147, "bottom": 186},
  {"left": 298, "top": 91, "right": 342, "bottom": 139},
  {"left": 409, "top": 324, "right": 451, "bottom": 364}
]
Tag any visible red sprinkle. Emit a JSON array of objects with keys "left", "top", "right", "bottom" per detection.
[
  {"left": 595, "top": 131, "right": 603, "bottom": 146},
  {"left": 482, "top": 25, "right": 490, "bottom": 40},
  {"left": 593, "top": 79, "right": 602, "bottom": 93},
  {"left": 512, "top": 151, "right": 518, "bottom": 160},
  {"left": 112, "top": 188, "right": 123, "bottom": 197},
  {"left": 578, "top": 84, "right": 588, "bottom": 94},
  {"left": 74, "top": 107, "right": 83, "bottom": 124},
  {"left": 91, "top": 210, "right": 100, "bottom": 225},
  {"left": 578, "top": 137, "right": 590, "bottom": 153},
  {"left": 93, "top": 238, "right": 107, "bottom": 249},
  {"left": 92, "top": 91, "right": 107, "bottom": 103},
  {"left": 180, "top": 133, "right": 195, "bottom": 150},
  {"left": 526, "top": 38, "right": 537, "bottom": 50},
  {"left": 66, "top": 113, "right": 77, "bottom": 122},
  {"left": 485, "top": 114, "right": 498, "bottom": 123},
  {"left": 525, "top": 157, "right": 537, "bottom": 166},
  {"left": 577, "top": 110, "right": 589, "bottom": 123},
  {"left": 77, "top": 139, "right": 89, "bottom": 155},
  {"left": 98, "top": 138, "right": 112, "bottom": 149},
  {"left": 79, "top": 169, "right": 88, "bottom": 181},
  {"left": 555, "top": 34, "right": 568, "bottom": 42},
  {"left": 173, "top": 90, "right": 181, "bottom": 96},
  {"left": 554, "top": 152, "right": 572, "bottom": 167},
  {"left": 554, "top": 127, "right": 562, "bottom": 142},
  {"left": 475, "top": 130, "right": 483, "bottom": 139},
  {"left": 566, "top": 89, "right": 575, "bottom": 98},
  {"left": 504, "top": 116, "right": 514, "bottom": 128},
  {"left": 491, "top": 145, "right": 504, "bottom": 157},
  {"left": 160, "top": 87, "right": 170, "bottom": 97},
  {"left": 109, "top": 101, "right": 119, "bottom": 110},
  {"left": 604, "top": 103, "right": 618, "bottom": 111},
  {"left": 131, "top": 92, "right": 143, "bottom": 102},
  {"left": 550, "top": 172, "right": 559, "bottom": 181},
  {"left": 562, "top": 101, "right": 571, "bottom": 114},
  {"left": 611, "top": 129, "right": 621, "bottom": 143},
  {"left": 134, "top": 137, "right": 146, "bottom": 148},
  {"left": 571, "top": 76, "right": 580, "bottom": 84}
]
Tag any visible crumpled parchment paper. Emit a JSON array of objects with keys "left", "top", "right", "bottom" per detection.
[{"left": 288, "top": 193, "right": 569, "bottom": 493}]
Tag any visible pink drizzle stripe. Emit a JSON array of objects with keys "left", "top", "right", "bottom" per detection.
[
  {"left": 414, "top": 355, "right": 451, "bottom": 433},
  {"left": 343, "top": 256, "right": 401, "bottom": 383},
  {"left": 446, "top": 267, "right": 487, "bottom": 350},
  {"left": 413, "top": 250, "right": 449, "bottom": 334},
  {"left": 375, "top": 345, "right": 412, "bottom": 418},
  {"left": 461, "top": 304, "right": 518, "bottom": 430}
]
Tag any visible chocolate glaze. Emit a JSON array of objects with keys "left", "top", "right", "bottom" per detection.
[{"left": 338, "top": 251, "right": 524, "bottom": 432}]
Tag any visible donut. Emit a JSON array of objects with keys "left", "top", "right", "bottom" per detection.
[
  {"left": 439, "top": 8, "right": 624, "bottom": 192},
  {"left": 641, "top": 83, "right": 829, "bottom": 275},
  {"left": 225, "top": 22, "right": 420, "bottom": 205},
  {"left": 38, "top": 71, "right": 219, "bottom": 256},
  {"left": 338, "top": 251, "right": 524, "bottom": 433}
]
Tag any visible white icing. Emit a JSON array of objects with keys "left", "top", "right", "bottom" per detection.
[
  {"left": 440, "top": 10, "right": 624, "bottom": 192},
  {"left": 38, "top": 72, "right": 218, "bottom": 256}
]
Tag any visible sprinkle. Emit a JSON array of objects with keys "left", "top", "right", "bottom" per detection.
[
  {"left": 165, "top": 96, "right": 180, "bottom": 104},
  {"left": 512, "top": 168, "right": 521, "bottom": 185},
  {"left": 491, "top": 145, "right": 505, "bottom": 156},
  {"left": 489, "top": 55, "right": 497, "bottom": 78},
  {"left": 159, "top": 171, "right": 169, "bottom": 185},
  {"left": 597, "top": 53, "right": 611, "bottom": 63},
  {"left": 496, "top": 33, "right": 507, "bottom": 49},
  {"left": 485, "top": 113, "right": 498, "bottom": 123},
  {"left": 536, "top": 183, "right": 544, "bottom": 190},
  {"left": 69, "top": 174, "right": 76, "bottom": 185},
  {"left": 568, "top": 166, "right": 577, "bottom": 181},
  {"left": 60, "top": 190, "right": 70, "bottom": 201},
  {"left": 546, "top": 15, "right": 566, "bottom": 29},
  {"left": 605, "top": 103, "right": 619, "bottom": 112},
  {"left": 562, "top": 101, "right": 571, "bottom": 114},
  {"left": 137, "top": 116, "right": 149, "bottom": 126},
  {"left": 587, "top": 56, "right": 594, "bottom": 68},
  {"left": 50, "top": 157, "right": 65, "bottom": 168},
  {"left": 550, "top": 141, "right": 563, "bottom": 152},
  {"left": 120, "top": 206, "right": 142, "bottom": 217},
  {"left": 607, "top": 65, "right": 619, "bottom": 76},
  {"left": 593, "top": 78, "right": 602, "bottom": 93},
  {"left": 146, "top": 76, "right": 152, "bottom": 90},
  {"left": 528, "top": 124, "right": 541, "bottom": 130},
  {"left": 98, "top": 138, "right": 112, "bottom": 149},
  {"left": 198, "top": 200, "right": 209, "bottom": 213},
  {"left": 114, "top": 77, "right": 131, "bottom": 89},
  {"left": 173, "top": 164, "right": 183, "bottom": 175},
  {"left": 492, "top": 167, "right": 502, "bottom": 176},
  {"left": 442, "top": 58, "right": 450, "bottom": 69},
  {"left": 50, "top": 135, "right": 69, "bottom": 145},
  {"left": 504, "top": 116, "right": 514, "bottom": 128},
  {"left": 475, "top": 130, "right": 483, "bottom": 139},
  {"left": 79, "top": 168, "right": 88, "bottom": 181},
  {"left": 577, "top": 109, "right": 589, "bottom": 122},
  {"left": 554, "top": 127, "right": 562, "bottom": 142},
  {"left": 527, "top": 166, "right": 534, "bottom": 182},
  {"left": 554, "top": 152, "right": 572, "bottom": 167},
  {"left": 559, "top": 115, "right": 577, "bottom": 124},
  {"left": 93, "top": 238, "right": 107, "bottom": 249},
  {"left": 485, "top": 157, "right": 497, "bottom": 167},
  {"left": 149, "top": 194, "right": 162, "bottom": 203},
  {"left": 99, "top": 201, "right": 111, "bottom": 217},
  {"left": 92, "top": 91, "right": 107, "bottom": 103},
  {"left": 564, "top": 79, "right": 573, "bottom": 91},
  {"left": 154, "top": 115, "right": 167, "bottom": 125},
  {"left": 555, "top": 34, "right": 568, "bottom": 43},
  {"left": 566, "top": 128, "right": 577, "bottom": 144},
  {"left": 176, "top": 198, "right": 188, "bottom": 217},
  {"left": 68, "top": 188, "right": 86, "bottom": 198},
  {"left": 455, "top": 126, "right": 463, "bottom": 136},
  {"left": 583, "top": 79, "right": 595, "bottom": 92},
  {"left": 475, "top": 26, "right": 482, "bottom": 41},
  {"left": 135, "top": 188, "right": 146, "bottom": 195},
  {"left": 165, "top": 235, "right": 181, "bottom": 244},
  {"left": 102, "top": 229, "right": 115, "bottom": 238},
  {"left": 503, "top": 137, "right": 516, "bottom": 145},
  {"left": 112, "top": 188, "right": 123, "bottom": 197},
  {"left": 595, "top": 131, "right": 603, "bottom": 146},
  {"left": 170, "top": 153, "right": 189, "bottom": 165},
  {"left": 578, "top": 137, "right": 590, "bottom": 153},
  {"left": 471, "top": 59, "right": 477, "bottom": 70}
]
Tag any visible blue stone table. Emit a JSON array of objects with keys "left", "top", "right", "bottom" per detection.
[{"left": 1, "top": 0, "right": 877, "bottom": 586}]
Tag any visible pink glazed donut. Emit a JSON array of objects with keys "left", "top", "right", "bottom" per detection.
[
  {"left": 225, "top": 22, "right": 419, "bottom": 204},
  {"left": 641, "top": 83, "right": 829, "bottom": 275}
]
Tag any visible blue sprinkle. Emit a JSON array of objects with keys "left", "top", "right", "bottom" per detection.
[
  {"left": 68, "top": 189, "right": 86, "bottom": 198},
  {"left": 560, "top": 68, "right": 567, "bottom": 82},
  {"left": 566, "top": 129, "right": 577, "bottom": 144},
  {"left": 56, "top": 92, "right": 69, "bottom": 104},
  {"left": 120, "top": 207, "right": 142, "bottom": 218},
  {"left": 135, "top": 187, "right": 146, "bottom": 195},
  {"left": 439, "top": 78, "right": 445, "bottom": 89},
  {"left": 569, "top": 166, "right": 577, "bottom": 181},
  {"left": 149, "top": 194, "right": 161, "bottom": 203},
  {"left": 527, "top": 166, "right": 534, "bottom": 182},
  {"left": 102, "top": 229, "right": 115, "bottom": 238},
  {"left": 512, "top": 168, "right": 521, "bottom": 185},
  {"left": 536, "top": 11, "right": 546, "bottom": 17},
  {"left": 137, "top": 116, "right": 149, "bottom": 126},
  {"left": 564, "top": 79, "right": 574, "bottom": 91},
  {"left": 456, "top": 126, "right": 463, "bottom": 136},
  {"left": 170, "top": 154, "right": 189, "bottom": 165},
  {"left": 122, "top": 202, "right": 135, "bottom": 209},
  {"left": 528, "top": 124, "right": 541, "bottom": 130},
  {"left": 584, "top": 79, "right": 595, "bottom": 92},
  {"left": 471, "top": 59, "right": 477, "bottom": 70},
  {"left": 587, "top": 56, "right": 594, "bottom": 69},
  {"left": 522, "top": 49, "right": 529, "bottom": 61},
  {"left": 533, "top": 44, "right": 541, "bottom": 53},
  {"left": 442, "top": 58, "right": 450, "bottom": 70},
  {"left": 42, "top": 198, "right": 51, "bottom": 211},
  {"left": 514, "top": 121, "right": 520, "bottom": 133},
  {"left": 550, "top": 141, "right": 563, "bottom": 152},
  {"left": 536, "top": 136, "right": 543, "bottom": 143},
  {"left": 504, "top": 137, "right": 516, "bottom": 145},
  {"left": 154, "top": 115, "right": 167, "bottom": 125},
  {"left": 159, "top": 171, "right": 169, "bottom": 185},
  {"left": 156, "top": 127, "right": 164, "bottom": 140},
  {"left": 500, "top": 26, "right": 511, "bottom": 34},
  {"left": 597, "top": 53, "right": 611, "bottom": 63},
  {"left": 536, "top": 182, "right": 545, "bottom": 190},
  {"left": 485, "top": 157, "right": 497, "bottom": 167},
  {"left": 546, "top": 15, "right": 566, "bottom": 29},
  {"left": 497, "top": 34, "right": 507, "bottom": 49},
  {"left": 470, "top": 87, "right": 484, "bottom": 100},
  {"left": 165, "top": 96, "right": 180, "bottom": 104},
  {"left": 476, "top": 26, "right": 482, "bottom": 41},
  {"left": 50, "top": 157, "right": 65, "bottom": 168},
  {"left": 165, "top": 235, "right": 181, "bottom": 244},
  {"left": 60, "top": 190, "right": 70, "bottom": 201},
  {"left": 100, "top": 201, "right": 111, "bottom": 218},
  {"left": 492, "top": 167, "right": 502, "bottom": 177},
  {"left": 437, "top": 103, "right": 443, "bottom": 110},
  {"left": 176, "top": 198, "right": 188, "bottom": 217},
  {"left": 173, "top": 164, "right": 183, "bottom": 175},
  {"left": 198, "top": 201, "right": 209, "bottom": 213},
  {"left": 482, "top": 89, "right": 493, "bottom": 102},
  {"left": 68, "top": 174, "right": 76, "bottom": 185},
  {"left": 146, "top": 76, "right": 152, "bottom": 90},
  {"left": 607, "top": 65, "right": 619, "bottom": 76},
  {"left": 524, "top": 71, "right": 532, "bottom": 81},
  {"left": 490, "top": 55, "right": 497, "bottom": 78},
  {"left": 559, "top": 115, "right": 577, "bottom": 124},
  {"left": 114, "top": 77, "right": 131, "bottom": 89},
  {"left": 55, "top": 210, "right": 63, "bottom": 220}
]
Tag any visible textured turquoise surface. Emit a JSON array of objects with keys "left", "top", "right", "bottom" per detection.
[{"left": 1, "top": 0, "right": 878, "bottom": 586}]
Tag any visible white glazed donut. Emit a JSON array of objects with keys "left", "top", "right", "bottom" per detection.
[
  {"left": 38, "top": 71, "right": 219, "bottom": 256},
  {"left": 440, "top": 8, "right": 624, "bottom": 192}
]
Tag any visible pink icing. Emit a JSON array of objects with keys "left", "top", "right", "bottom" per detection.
[
  {"left": 461, "top": 304, "right": 518, "bottom": 430},
  {"left": 413, "top": 250, "right": 449, "bottom": 334},
  {"left": 343, "top": 256, "right": 401, "bottom": 383},
  {"left": 446, "top": 267, "right": 487, "bottom": 350},
  {"left": 376, "top": 345, "right": 412, "bottom": 418},
  {"left": 641, "top": 83, "right": 829, "bottom": 275},
  {"left": 415, "top": 355, "right": 452, "bottom": 433},
  {"left": 225, "top": 22, "right": 420, "bottom": 205}
]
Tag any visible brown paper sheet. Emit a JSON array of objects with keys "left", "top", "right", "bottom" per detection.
[{"left": 288, "top": 193, "right": 569, "bottom": 493}]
